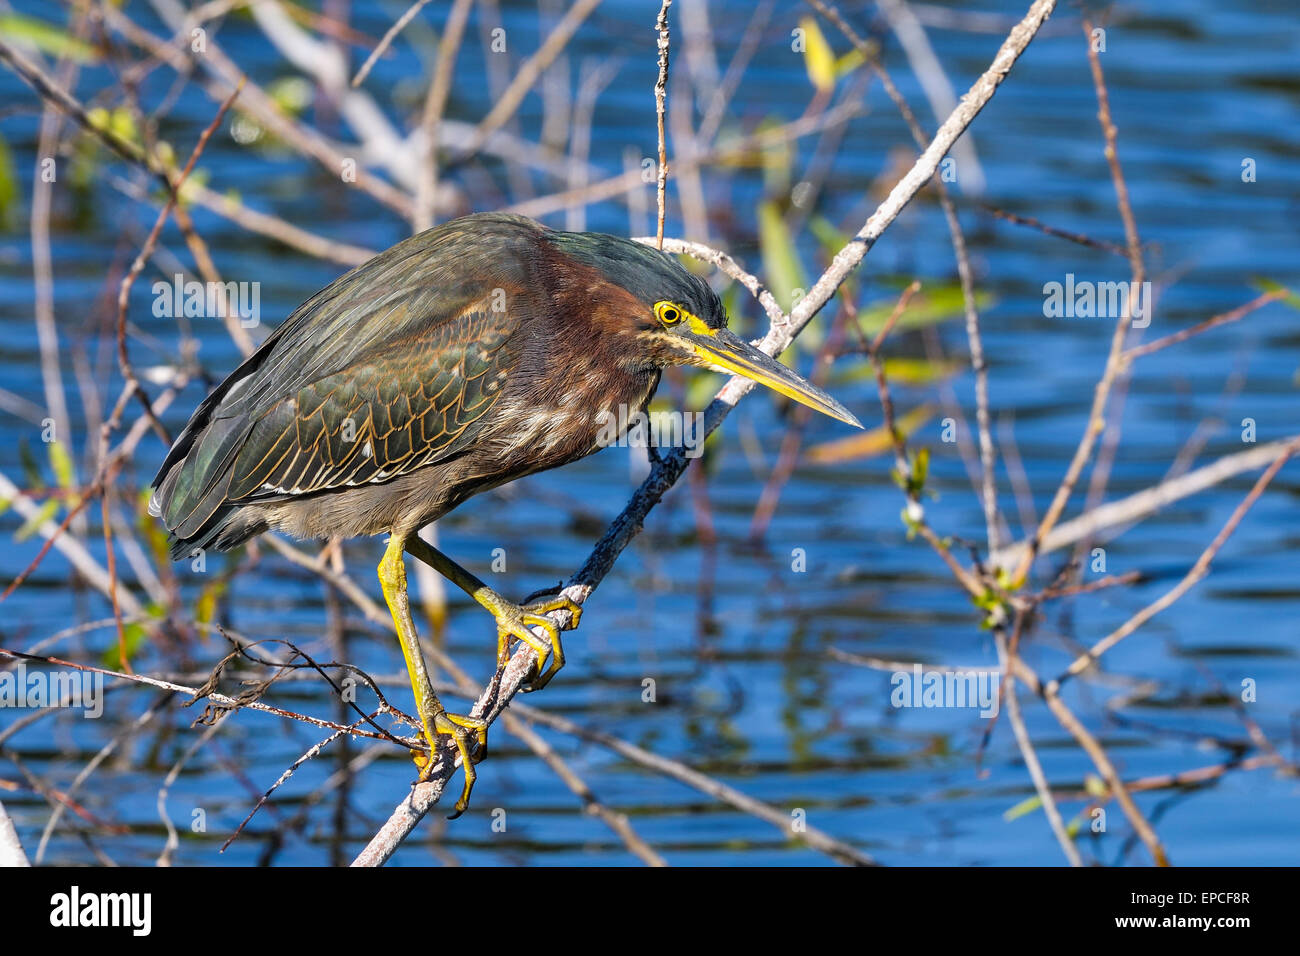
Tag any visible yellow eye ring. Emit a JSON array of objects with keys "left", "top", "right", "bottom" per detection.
[{"left": 655, "top": 302, "right": 683, "bottom": 326}]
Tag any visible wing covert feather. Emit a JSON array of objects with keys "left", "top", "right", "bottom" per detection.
[
  {"left": 152, "top": 213, "right": 546, "bottom": 537},
  {"left": 226, "top": 304, "right": 519, "bottom": 500}
]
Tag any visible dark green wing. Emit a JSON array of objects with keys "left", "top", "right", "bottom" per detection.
[
  {"left": 151, "top": 213, "right": 545, "bottom": 548},
  {"left": 224, "top": 305, "right": 514, "bottom": 500}
]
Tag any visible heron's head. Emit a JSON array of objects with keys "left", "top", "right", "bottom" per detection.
[{"left": 549, "top": 229, "right": 861, "bottom": 428}]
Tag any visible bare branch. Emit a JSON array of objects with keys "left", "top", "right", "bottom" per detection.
[
  {"left": 654, "top": 0, "right": 672, "bottom": 249},
  {"left": 352, "top": 0, "right": 436, "bottom": 88},
  {"left": 352, "top": 0, "right": 1058, "bottom": 860},
  {"left": 0, "top": 800, "right": 30, "bottom": 867}
]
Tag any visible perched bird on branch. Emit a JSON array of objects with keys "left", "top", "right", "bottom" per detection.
[{"left": 151, "top": 212, "right": 860, "bottom": 814}]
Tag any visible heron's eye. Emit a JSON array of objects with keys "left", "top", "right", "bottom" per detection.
[{"left": 655, "top": 302, "right": 684, "bottom": 326}]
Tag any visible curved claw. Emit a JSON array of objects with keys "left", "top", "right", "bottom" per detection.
[
  {"left": 491, "top": 595, "right": 582, "bottom": 693},
  {"left": 410, "top": 708, "right": 488, "bottom": 819},
  {"left": 520, "top": 615, "right": 564, "bottom": 692}
]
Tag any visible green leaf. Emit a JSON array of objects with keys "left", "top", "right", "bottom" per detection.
[
  {"left": 832, "top": 356, "right": 963, "bottom": 387},
  {"left": 912, "top": 446, "right": 930, "bottom": 488},
  {"left": 1250, "top": 277, "right": 1300, "bottom": 310},
  {"left": 835, "top": 48, "right": 867, "bottom": 77},
  {"left": 685, "top": 370, "right": 723, "bottom": 410},
  {"left": 809, "top": 215, "right": 850, "bottom": 257},
  {"left": 0, "top": 14, "right": 98, "bottom": 63},
  {"left": 806, "top": 405, "right": 932, "bottom": 464},
  {"left": 808, "top": 216, "right": 859, "bottom": 301},
  {"left": 857, "top": 283, "right": 994, "bottom": 335},
  {"left": 18, "top": 439, "right": 43, "bottom": 490},
  {"left": 69, "top": 134, "right": 100, "bottom": 191},
  {"left": 885, "top": 357, "right": 963, "bottom": 386},
  {"left": 86, "top": 106, "right": 139, "bottom": 151},
  {"left": 798, "top": 17, "right": 837, "bottom": 93},
  {"left": 759, "top": 202, "right": 821, "bottom": 350},
  {"left": 103, "top": 624, "right": 146, "bottom": 671},
  {"left": 268, "top": 76, "right": 314, "bottom": 116},
  {"left": 1003, "top": 794, "right": 1043, "bottom": 822},
  {"left": 101, "top": 603, "right": 164, "bottom": 670},
  {"left": 138, "top": 489, "right": 173, "bottom": 565},
  {"left": 0, "top": 133, "right": 18, "bottom": 231},
  {"left": 195, "top": 580, "right": 227, "bottom": 631},
  {"left": 756, "top": 118, "right": 793, "bottom": 194},
  {"left": 47, "top": 440, "right": 74, "bottom": 491},
  {"left": 14, "top": 498, "right": 58, "bottom": 541},
  {"left": 177, "top": 168, "right": 211, "bottom": 207}
]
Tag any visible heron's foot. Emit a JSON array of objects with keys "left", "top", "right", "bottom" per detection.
[
  {"left": 411, "top": 707, "right": 488, "bottom": 819},
  {"left": 483, "top": 592, "right": 582, "bottom": 692}
]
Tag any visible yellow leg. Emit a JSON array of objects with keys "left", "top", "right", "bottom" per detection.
[
  {"left": 378, "top": 533, "right": 486, "bottom": 818},
  {"left": 404, "top": 536, "right": 581, "bottom": 692}
]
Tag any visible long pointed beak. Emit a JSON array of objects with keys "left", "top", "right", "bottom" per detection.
[{"left": 686, "top": 328, "right": 862, "bottom": 428}]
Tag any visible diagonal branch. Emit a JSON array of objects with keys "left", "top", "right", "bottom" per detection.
[{"left": 353, "top": 0, "right": 1058, "bottom": 864}]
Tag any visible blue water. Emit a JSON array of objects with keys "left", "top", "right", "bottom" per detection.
[{"left": 0, "top": 0, "right": 1297, "bottom": 866}]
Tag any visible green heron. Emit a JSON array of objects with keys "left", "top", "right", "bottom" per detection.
[{"left": 151, "top": 212, "right": 859, "bottom": 814}]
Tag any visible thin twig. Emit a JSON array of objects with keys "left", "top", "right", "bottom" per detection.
[
  {"left": 976, "top": 201, "right": 1128, "bottom": 255},
  {"left": 456, "top": 0, "right": 604, "bottom": 159},
  {"left": 654, "top": 1, "right": 672, "bottom": 250},
  {"left": 0, "top": 649, "right": 400, "bottom": 742},
  {"left": 352, "top": 0, "right": 435, "bottom": 88},
  {"left": 352, "top": 0, "right": 1057, "bottom": 860},
  {"left": 808, "top": 0, "right": 1003, "bottom": 551},
  {"left": 990, "top": 435, "right": 1300, "bottom": 569},
  {"left": 1012, "top": 18, "right": 1145, "bottom": 584},
  {"left": 500, "top": 713, "right": 667, "bottom": 866},
  {"left": 0, "top": 800, "right": 30, "bottom": 867},
  {"left": 996, "top": 626, "right": 1083, "bottom": 866},
  {"left": 35, "top": 692, "right": 173, "bottom": 864},
  {"left": 1050, "top": 438, "right": 1298, "bottom": 690},
  {"left": 414, "top": 0, "right": 474, "bottom": 233},
  {"left": 1012, "top": 657, "right": 1169, "bottom": 866},
  {"left": 1123, "top": 289, "right": 1287, "bottom": 362}
]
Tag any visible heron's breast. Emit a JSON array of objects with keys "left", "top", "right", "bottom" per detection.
[{"left": 484, "top": 364, "right": 659, "bottom": 473}]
